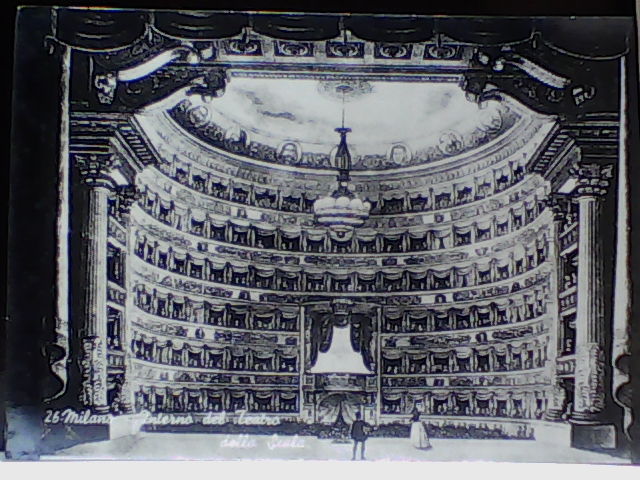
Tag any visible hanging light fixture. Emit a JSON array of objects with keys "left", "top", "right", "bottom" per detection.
[{"left": 313, "top": 87, "right": 371, "bottom": 236}]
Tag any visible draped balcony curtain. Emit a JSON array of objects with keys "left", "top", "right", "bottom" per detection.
[
  {"left": 155, "top": 291, "right": 169, "bottom": 300},
  {"left": 279, "top": 307, "right": 299, "bottom": 319},
  {"left": 476, "top": 218, "right": 493, "bottom": 230},
  {"left": 432, "top": 229, "right": 451, "bottom": 239},
  {"left": 495, "top": 213, "right": 510, "bottom": 224},
  {"left": 408, "top": 353, "right": 428, "bottom": 361},
  {"left": 281, "top": 189, "right": 302, "bottom": 200},
  {"left": 432, "top": 351, "right": 451, "bottom": 359},
  {"left": 210, "top": 215, "right": 228, "bottom": 228},
  {"left": 407, "top": 310, "right": 429, "bottom": 320},
  {"left": 494, "top": 392, "right": 511, "bottom": 401},
  {"left": 382, "top": 270, "right": 404, "bottom": 282},
  {"left": 494, "top": 344, "right": 508, "bottom": 355},
  {"left": 358, "top": 270, "right": 377, "bottom": 282},
  {"left": 208, "top": 259, "right": 227, "bottom": 271},
  {"left": 279, "top": 392, "right": 297, "bottom": 401},
  {"left": 456, "top": 348, "right": 473, "bottom": 359},
  {"left": 254, "top": 186, "right": 275, "bottom": 196},
  {"left": 306, "top": 230, "right": 326, "bottom": 242},
  {"left": 253, "top": 350, "right": 274, "bottom": 360},
  {"left": 191, "top": 209, "right": 207, "bottom": 222},
  {"left": 230, "top": 219, "right": 251, "bottom": 232},
  {"left": 383, "top": 392, "right": 403, "bottom": 402},
  {"left": 355, "top": 229, "right": 378, "bottom": 242},
  {"left": 496, "top": 256, "right": 511, "bottom": 268},
  {"left": 230, "top": 306, "right": 248, "bottom": 315},
  {"left": 206, "top": 304, "right": 227, "bottom": 313},
  {"left": 281, "top": 226, "right": 302, "bottom": 239},
  {"left": 475, "top": 392, "right": 494, "bottom": 401},
  {"left": 494, "top": 298, "right": 511, "bottom": 309},
  {"left": 408, "top": 230, "right": 429, "bottom": 240},
  {"left": 454, "top": 224, "right": 474, "bottom": 235},
  {"left": 229, "top": 262, "right": 249, "bottom": 274},
  {"left": 172, "top": 295, "right": 186, "bottom": 304},
  {"left": 455, "top": 265, "right": 475, "bottom": 276},
  {"left": 384, "top": 307, "right": 404, "bottom": 319},
  {"left": 431, "top": 391, "right": 450, "bottom": 401},
  {"left": 254, "top": 265, "right": 276, "bottom": 277},
  {"left": 189, "top": 255, "right": 206, "bottom": 266},
  {"left": 383, "top": 231, "right": 405, "bottom": 242},
  {"left": 409, "top": 191, "right": 429, "bottom": 201},
  {"left": 513, "top": 204, "right": 525, "bottom": 217},
  {"left": 409, "top": 270, "right": 429, "bottom": 281},
  {"left": 328, "top": 270, "right": 350, "bottom": 281},
  {"left": 172, "top": 249, "right": 188, "bottom": 261},
  {"left": 382, "top": 350, "right": 403, "bottom": 360},
  {"left": 456, "top": 183, "right": 474, "bottom": 194},
  {"left": 381, "top": 191, "right": 406, "bottom": 201},
  {"left": 432, "top": 184, "right": 452, "bottom": 196},
  {"left": 475, "top": 305, "right": 492, "bottom": 315},
  {"left": 305, "top": 269, "right": 325, "bottom": 280},
  {"left": 212, "top": 177, "right": 230, "bottom": 187},
  {"left": 432, "top": 269, "right": 452, "bottom": 280},
  {"left": 456, "top": 392, "right": 473, "bottom": 401},
  {"left": 160, "top": 197, "right": 172, "bottom": 210}
]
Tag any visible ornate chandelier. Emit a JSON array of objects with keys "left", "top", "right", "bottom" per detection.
[{"left": 313, "top": 126, "right": 371, "bottom": 236}]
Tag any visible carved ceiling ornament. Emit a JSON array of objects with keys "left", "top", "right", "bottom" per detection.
[{"left": 569, "top": 162, "right": 614, "bottom": 197}]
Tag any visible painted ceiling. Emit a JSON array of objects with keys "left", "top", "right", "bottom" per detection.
[{"left": 164, "top": 75, "right": 520, "bottom": 170}]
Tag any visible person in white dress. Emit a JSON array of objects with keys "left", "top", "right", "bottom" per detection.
[{"left": 410, "top": 411, "right": 432, "bottom": 450}]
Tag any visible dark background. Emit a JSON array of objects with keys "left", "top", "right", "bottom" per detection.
[{"left": 3, "top": 0, "right": 639, "bottom": 460}]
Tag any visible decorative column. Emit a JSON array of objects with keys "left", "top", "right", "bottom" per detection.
[
  {"left": 611, "top": 55, "right": 633, "bottom": 443},
  {"left": 545, "top": 196, "right": 567, "bottom": 421},
  {"left": 376, "top": 306, "right": 382, "bottom": 425},
  {"left": 118, "top": 185, "right": 142, "bottom": 414},
  {"left": 75, "top": 154, "right": 118, "bottom": 414},
  {"left": 569, "top": 163, "right": 613, "bottom": 424}
]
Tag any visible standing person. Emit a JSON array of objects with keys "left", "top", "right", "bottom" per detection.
[
  {"left": 410, "top": 410, "right": 432, "bottom": 450},
  {"left": 350, "top": 412, "right": 371, "bottom": 460}
]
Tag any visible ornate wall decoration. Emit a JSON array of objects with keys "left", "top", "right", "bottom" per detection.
[
  {"left": 79, "top": 337, "right": 107, "bottom": 410},
  {"left": 107, "top": 287, "right": 126, "bottom": 306},
  {"left": 325, "top": 42, "right": 365, "bottom": 58},
  {"left": 424, "top": 44, "right": 460, "bottom": 60},
  {"left": 374, "top": 43, "right": 413, "bottom": 59},
  {"left": 274, "top": 41, "right": 314, "bottom": 57},
  {"left": 224, "top": 39, "right": 263, "bottom": 56}
]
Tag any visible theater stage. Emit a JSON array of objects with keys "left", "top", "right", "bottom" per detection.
[{"left": 44, "top": 433, "right": 630, "bottom": 463}]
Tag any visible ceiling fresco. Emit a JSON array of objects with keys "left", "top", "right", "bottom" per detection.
[{"left": 164, "top": 76, "right": 519, "bottom": 170}]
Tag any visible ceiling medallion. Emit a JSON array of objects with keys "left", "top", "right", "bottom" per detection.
[
  {"left": 313, "top": 127, "right": 371, "bottom": 237},
  {"left": 318, "top": 79, "right": 373, "bottom": 102}
]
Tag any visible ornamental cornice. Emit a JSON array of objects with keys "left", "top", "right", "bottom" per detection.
[
  {"left": 74, "top": 153, "right": 119, "bottom": 189},
  {"left": 569, "top": 162, "right": 614, "bottom": 197}
]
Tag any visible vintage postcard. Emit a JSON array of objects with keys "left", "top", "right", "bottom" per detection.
[{"left": 5, "top": 7, "right": 640, "bottom": 464}]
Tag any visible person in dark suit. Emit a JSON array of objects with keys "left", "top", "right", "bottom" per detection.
[{"left": 350, "top": 412, "right": 371, "bottom": 460}]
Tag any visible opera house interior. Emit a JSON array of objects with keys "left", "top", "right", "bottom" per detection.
[{"left": 17, "top": 10, "right": 636, "bottom": 457}]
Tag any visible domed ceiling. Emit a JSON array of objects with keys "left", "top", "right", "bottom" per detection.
[{"left": 167, "top": 75, "right": 520, "bottom": 170}]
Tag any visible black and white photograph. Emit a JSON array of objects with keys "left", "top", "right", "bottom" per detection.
[{"left": 5, "top": 6, "right": 640, "bottom": 465}]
